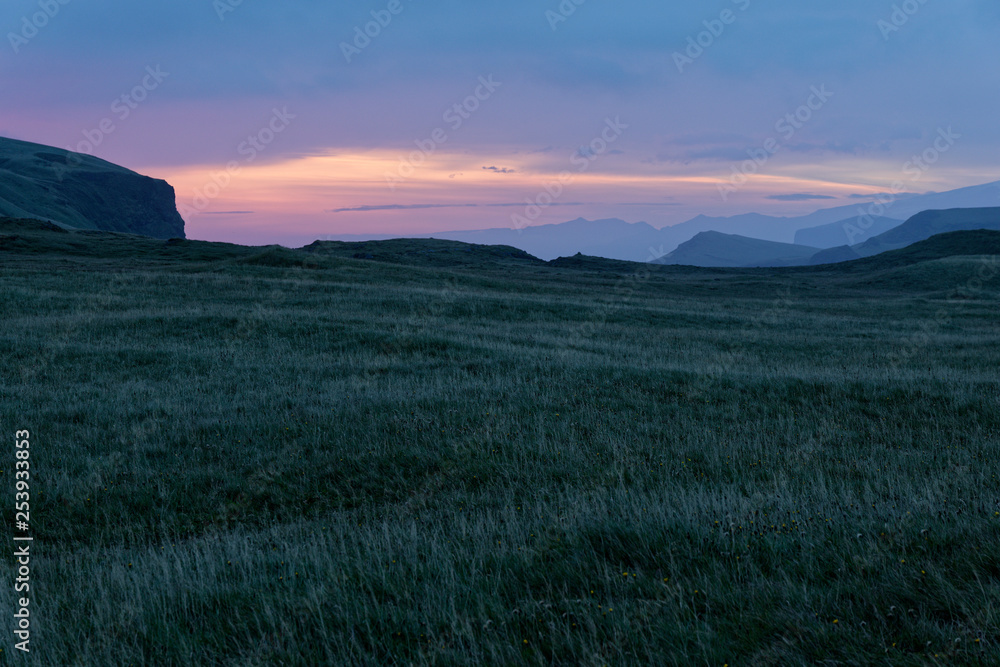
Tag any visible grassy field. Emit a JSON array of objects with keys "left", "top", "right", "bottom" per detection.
[{"left": 1, "top": 220, "right": 999, "bottom": 665}]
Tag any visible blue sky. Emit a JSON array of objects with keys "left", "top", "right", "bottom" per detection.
[{"left": 3, "top": 0, "right": 998, "bottom": 244}]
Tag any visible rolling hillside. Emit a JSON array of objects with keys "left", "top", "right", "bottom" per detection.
[{"left": 811, "top": 207, "right": 1000, "bottom": 264}]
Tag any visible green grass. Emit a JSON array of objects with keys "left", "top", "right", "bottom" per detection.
[{"left": 1, "top": 221, "right": 999, "bottom": 665}]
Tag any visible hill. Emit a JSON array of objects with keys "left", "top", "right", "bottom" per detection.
[
  {"left": 809, "top": 229, "right": 1000, "bottom": 271},
  {"left": 800, "top": 230, "right": 1000, "bottom": 296},
  {"left": 302, "top": 237, "right": 545, "bottom": 267},
  {"left": 793, "top": 215, "right": 901, "bottom": 248},
  {"left": 323, "top": 180, "right": 1000, "bottom": 262},
  {"left": 810, "top": 207, "right": 1000, "bottom": 264},
  {"left": 4, "top": 215, "right": 998, "bottom": 307},
  {"left": 656, "top": 231, "right": 820, "bottom": 267},
  {"left": 0, "top": 136, "right": 185, "bottom": 239},
  {"left": 0, "top": 218, "right": 548, "bottom": 275},
  {"left": 4, "top": 204, "right": 999, "bottom": 666}
]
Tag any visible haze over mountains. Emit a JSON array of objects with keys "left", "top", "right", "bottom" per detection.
[
  {"left": 329, "top": 180, "right": 1000, "bottom": 262},
  {"left": 809, "top": 207, "right": 1000, "bottom": 266},
  {"left": 657, "top": 233, "right": 820, "bottom": 268},
  {"left": 660, "top": 208, "right": 1000, "bottom": 268},
  {"left": 793, "top": 216, "right": 901, "bottom": 248},
  {"left": 2, "top": 135, "right": 999, "bottom": 269}
]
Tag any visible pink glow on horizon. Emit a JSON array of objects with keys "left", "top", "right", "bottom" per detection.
[{"left": 136, "top": 148, "right": 912, "bottom": 246}]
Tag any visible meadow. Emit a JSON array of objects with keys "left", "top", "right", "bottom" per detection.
[{"left": 1, "top": 224, "right": 999, "bottom": 665}]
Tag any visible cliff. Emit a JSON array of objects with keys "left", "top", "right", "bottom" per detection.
[{"left": 0, "top": 136, "right": 185, "bottom": 239}]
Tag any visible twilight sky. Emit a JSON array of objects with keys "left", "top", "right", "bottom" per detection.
[{"left": 3, "top": 0, "right": 999, "bottom": 246}]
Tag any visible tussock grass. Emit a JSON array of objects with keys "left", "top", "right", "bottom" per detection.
[{"left": 1, "top": 242, "right": 998, "bottom": 664}]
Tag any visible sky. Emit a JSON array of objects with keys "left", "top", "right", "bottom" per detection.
[{"left": 3, "top": 0, "right": 999, "bottom": 246}]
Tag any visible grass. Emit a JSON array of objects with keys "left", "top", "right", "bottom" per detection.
[{"left": 1, "top": 220, "right": 999, "bottom": 665}]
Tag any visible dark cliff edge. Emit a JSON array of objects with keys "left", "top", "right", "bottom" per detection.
[{"left": 0, "top": 136, "right": 185, "bottom": 239}]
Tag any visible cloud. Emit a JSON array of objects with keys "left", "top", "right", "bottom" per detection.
[
  {"left": 656, "top": 146, "right": 754, "bottom": 164},
  {"left": 665, "top": 132, "right": 752, "bottom": 147},
  {"left": 328, "top": 204, "right": 479, "bottom": 213},
  {"left": 766, "top": 194, "right": 838, "bottom": 202},
  {"left": 482, "top": 166, "right": 516, "bottom": 174},
  {"left": 614, "top": 202, "right": 682, "bottom": 206},
  {"left": 327, "top": 203, "right": 590, "bottom": 214},
  {"left": 848, "top": 192, "right": 920, "bottom": 200},
  {"left": 783, "top": 140, "right": 877, "bottom": 155},
  {"left": 6, "top": 0, "right": 997, "bottom": 241}
]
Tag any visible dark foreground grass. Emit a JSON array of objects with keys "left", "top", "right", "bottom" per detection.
[{"left": 1, "top": 233, "right": 999, "bottom": 665}]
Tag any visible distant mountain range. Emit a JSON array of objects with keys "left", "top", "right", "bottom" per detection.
[
  {"left": 0, "top": 136, "right": 185, "bottom": 239},
  {"left": 7, "top": 214, "right": 999, "bottom": 280},
  {"left": 810, "top": 207, "right": 1000, "bottom": 265},
  {"left": 2, "top": 135, "right": 998, "bottom": 260},
  {"left": 794, "top": 215, "right": 901, "bottom": 248},
  {"left": 330, "top": 180, "right": 1000, "bottom": 262},
  {"left": 658, "top": 207, "right": 1000, "bottom": 268}
]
